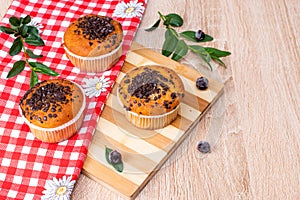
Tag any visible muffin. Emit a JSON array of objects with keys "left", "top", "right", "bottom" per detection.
[
  {"left": 118, "top": 65, "right": 185, "bottom": 129},
  {"left": 19, "top": 79, "right": 86, "bottom": 143},
  {"left": 63, "top": 14, "right": 123, "bottom": 72}
]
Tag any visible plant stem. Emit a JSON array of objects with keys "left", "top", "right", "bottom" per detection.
[
  {"left": 20, "top": 36, "right": 33, "bottom": 70},
  {"left": 158, "top": 11, "right": 166, "bottom": 22},
  {"left": 168, "top": 27, "right": 179, "bottom": 39}
]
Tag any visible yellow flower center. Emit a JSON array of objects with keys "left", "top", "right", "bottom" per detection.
[
  {"left": 95, "top": 82, "right": 103, "bottom": 90},
  {"left": 125, "top": 7, "right": 135, "bottom": 13},
  {"left": 56, "top": 186, "right": 67, "bottom": 195}
]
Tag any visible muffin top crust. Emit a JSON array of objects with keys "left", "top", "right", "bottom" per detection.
[
  {"left": 63, "top": 14, "right": 123, "bottom": 57},
  {"left": 118, "top": 65, "right": 185, "bottom": 116},
  {"left": 19, "top": 79, "right": 84, "bottom": 128}
]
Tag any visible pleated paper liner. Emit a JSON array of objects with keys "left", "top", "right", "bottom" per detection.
[{"left": 63, "top": 42, "right": 123, "bottom": 73}]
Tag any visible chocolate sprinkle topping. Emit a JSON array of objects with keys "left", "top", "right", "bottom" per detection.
[
  {"left": 21, "top": 80, "right": 74, "bottom": 124},
  {"left": 75, "top": 15, "right": 115, "bottom": 42},
  {"left": 127, "top": 68, "right": 170, "bottom": 99}
]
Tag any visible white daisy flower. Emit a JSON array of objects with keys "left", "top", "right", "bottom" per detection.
[
  {"left": 28, "top": 18, "right": 44, "bottom": 33},
  {"left": 41, "top": 176, "right": 76, "bottom": 200},
  {"left": 113, "top": 0, "right": 145, "bottom": 18},
  {"left": 82, "top": 76, "right": 111, "bottom": 98}
]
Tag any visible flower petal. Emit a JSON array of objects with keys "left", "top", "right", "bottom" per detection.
[{"left": 113, "top": 0, "right": 145, "bottom": 18}]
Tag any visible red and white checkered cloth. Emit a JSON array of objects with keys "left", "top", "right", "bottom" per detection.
[{"left": 0, "top": 0, "right": 146, "bottom": 199}]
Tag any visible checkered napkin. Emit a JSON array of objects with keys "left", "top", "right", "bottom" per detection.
[{"left": 0, "top": 0, "right": 146, "bottom": 199}]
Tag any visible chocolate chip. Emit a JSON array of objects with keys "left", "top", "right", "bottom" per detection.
[
  {"left": 171, "top": 92, "right": 177, "bottom": 99},
  {"left": 75, "top": 15, "right": 115, "bottom": 42},
  {"left": 125, "top": 106, "right": 131, "bottom": 111},
  {"left": 42, "top": 106, "right": 49, "bottom": 112}
]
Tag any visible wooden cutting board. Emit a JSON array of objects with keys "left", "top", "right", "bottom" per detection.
[{"left": 82, "top": 42, "right": 224, "bottom": 199}]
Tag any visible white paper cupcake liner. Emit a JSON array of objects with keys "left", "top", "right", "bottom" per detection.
[
  {"left": 124, "top": 106, "right": 180, "bottom": 130},
  {"left": 19, "top": 81, "right": 86, "bottom": 143},
  {"left": 63, "top": 41, "right": 122, "bottom": 73},
  {"left": 117, "top": 91, "right": 179, "bottom": 129}
]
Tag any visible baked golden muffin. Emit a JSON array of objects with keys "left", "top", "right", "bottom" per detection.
[
  {"left": 19, "top": 79, "right": 86, "bottom": 143},
  {"left": 63, "top": 14, "right": 123, "bottom": 72},
  {"left": 118, "top": 65, "right": 185, "bottom": 129}
]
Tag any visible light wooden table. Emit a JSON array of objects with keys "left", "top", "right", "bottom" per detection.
[{"left": 1, "top": 0, "right": 299, "bottom": 199}]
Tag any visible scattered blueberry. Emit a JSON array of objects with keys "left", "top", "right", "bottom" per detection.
[
  {"left": 109, "top": 150, "right": 122, "bottom": 164},
  {"left": 197, "top": 141, "right": 211, "bottom": 153},
  {"left": 195, "top": 30, "right": 205, "bottom": 41},
  {"left": 196, "top": 76, "right": 209, "bottom": 90}
]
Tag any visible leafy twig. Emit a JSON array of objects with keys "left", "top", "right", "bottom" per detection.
[
  {"left": 0, "top": 15, "right": 59, "bottom": 87},
  {"left": 146, "top": 11, "right": 231, "bottom": 70}
]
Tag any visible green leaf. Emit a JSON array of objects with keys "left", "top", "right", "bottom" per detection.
[
  {"left": 14, "top": 32, "right": 20, "bottom": 37},
  {"left": 211, "top": 56, "right": 226, "bottom": 67},
  {"left": 22, "top": 15, "right": 31, "bottom": 24},
  {"left": 6, "top": 60, "right": 26, "bottom": 78},
  {"left": 105, "top": 146, "right": 124, "bottom": 173},
  {"left": 180, "top": 31, "right": 213, "bottom": 42},
  {"left": 105, "top": 146, "right": 113, "bottom": 164},
  {"left": 204, "top": 47, "right": 231, "bottom": 58},
  {"left": 29, "top": 62, "right": 59, "bottom": 76},
  {"left": 20, "top": 25, "right": 28, "bottom": 37},
  {"left": 199, "top": 52, "right": 212, "bottom": 70},
  {"left": 9, "top": 16, "right": 20, "bottom": 27},
  {"left": 25, "top": 37, "right": 45, "bottom": 46},
  {"left": 201, "top": 50, "right": 212, "bottom": 63},
  {"left": 145, "top": 19, "right": 161, "bottom": 32},
  {"left": 189, "top": 45, "right": 213, "bottom": 70},
  {"left": 164, "top": 13, "right": 183, "bottom": 27},
  {"left": 162, "top": 28, "right": 178, "bottom": 57},
  {"left": 112, "top": 160, "right": 124, "bottom": 172},
  {"left": 0, "top": 26, "right": 15, "bottom": 34},
  {"left": 9, "top": 37, "right": 22, "bottom": 56},
  {"left": 27, "top": 26, "right": 40, "bottom": 38},
  {"left": 189, "top": 45, "right": 206, "bottom": 53},
  {"left": 19, "top": 17, "right": 24, "bottom": 25},
  {"left": 171, "top": 40, "right": 188, "bottom": 61},
  {"left": 26, "top": 49, "right": 43, "bottom": 58},
  {"left": 30, "top": 70, "right": 38, "bottom": 88}
]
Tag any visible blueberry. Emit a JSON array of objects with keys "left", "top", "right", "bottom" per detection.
[
  {"left": 196, "top": 76, "right": 209, "bottom": 90},
  {"left": 195, "top": 30, "right": 205, "bottom": 41},
  {"left": 197, "top": 141, "right": 211, "bottom": 153},
  {"left": 109, "top": 150, "right": 122, "bottom": 164}
]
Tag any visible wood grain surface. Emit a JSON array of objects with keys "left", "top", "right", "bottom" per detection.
[
  {"left": 1, "top": 0, "right": 299, "bottom": 199},
  {"left": 82, "top": 42, "right": 224, "bottom": 199}
]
